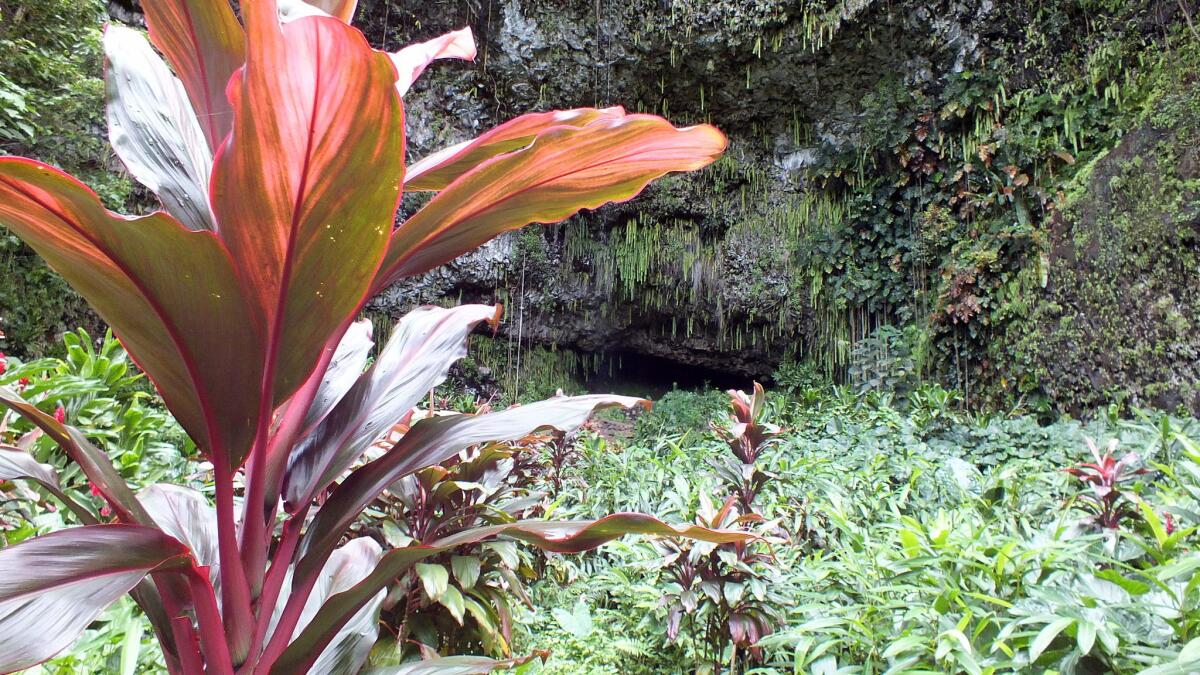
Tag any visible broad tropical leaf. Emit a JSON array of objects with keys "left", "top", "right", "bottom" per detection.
[
  {"left": 295, "top": 395, "right": 647, "bottom": 581},
  {"left": 278, "top": 0, "right": 358, "bottom": 23},
  {"left": 299, "top": 318, "right": 374, "bottom": 435},
  {"left": 0, "top": 162, "right": 264, "bottom": 468},
  {"left": 210, "top": 4, "right": 405, "bottom": 412},
  {"left": 277, "top": 0, "right": 332, "bottom": 21},
  {"left": 0, "top": 525, "right": 194, "bottom": 673},
  {"left": 0, "top": 444, "right": 59, "bottom": 492},
  {"left": 302, "top": 538, "right": 385, "bottom": 675},
  {"left": 391, "top": 28, "right": 477, "bottom": 96},
  {"left": 404, "top": 108, "right": 624, "bottom": 191},
  {"left": 140, "top": 0, "right": 245, "bottom": 150},
  {"left": 0, "top": 444, "right": 175, "bottom": 666},
  {"left": 139, "top": 484, "right": 219, "bottom": 569},
  {"left": 282, "top": 304, "right": 500, "bottom": 511},
  {"left": 277, "top": 515, "right": 752, "bottom": 673},
  {"left": 371, "top": 114, "right": 726, "bottom": 290},
  {"left": 105, "top": 25, "right": 215, "bottom": 233},
  {"left": 307, "top": 0, "right": 359, "bottom": 22}
]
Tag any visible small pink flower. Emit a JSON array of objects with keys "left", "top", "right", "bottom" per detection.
[
  {"left": 53, "top": 406, "right": 65, "bottom": 424},
  {"left": 89, "top": 482, "right": 102, "bottom": 497},
  {"left": 17, "top": 377, "right": 29, "bottom": 390},
  {"left": 100, "top": 505, "right": 112, "bottom": 518},
  {"left": 0, "top": 352, "right": 6, "bottom": 376},
  {"left": 1165, "top": 512, "right": 1176, "bottom": 535}
]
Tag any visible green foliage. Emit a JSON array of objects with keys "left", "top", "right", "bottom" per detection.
[
  {"left": 515, "top": 387, "right": 1200, "bottom": 673},
  {"left": 0, "top": 0, "right": 132, "bottom": 358},
  {"left": 0, "top": 329, "right": 195, "bottom": 500},
  {"left": 1005, "top": 40, "right": 1200, "bottom": 415},
  {"left": 633, "top": 388, "right": 729, "bottom": 442},
  {"left": 363, "top": 440, "right": 549, "bottom": 665}
]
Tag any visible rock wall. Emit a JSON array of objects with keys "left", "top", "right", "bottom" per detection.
[
  {"left": 48, "top": 0, "right": 1200, "bottom": 413},
  {"left": 363, "top": 0, "right": 1002, "bottom": 377},
  {"left": 361, "top": 0, "right": 1200, "bottom": 414},
  {"left": 1010, "top": 82, "right": 1200, "bottom": 414}
]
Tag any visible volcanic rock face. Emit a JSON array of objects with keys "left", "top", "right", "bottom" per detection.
[{"left": 358, "top": 0, "right": 1001, "bottom": 378}]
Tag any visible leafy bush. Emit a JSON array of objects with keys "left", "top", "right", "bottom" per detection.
[
  {"left": 0, "top": 329, "right": 193, "bottom": 673},
  {"left": 0, "top": 0, "right": 129, "bottom": 357},
  {"left": 656, "top": 385, "right": 786, "bottom": 671},
  {"left": 365, "top": 439, "right": 547, "bottom": 662},
  {"left": 633, "top": 389, "right": 730, "bottom": 443},
  {"left": 0, "top": 329, "right": 193, "bottom": 538}
]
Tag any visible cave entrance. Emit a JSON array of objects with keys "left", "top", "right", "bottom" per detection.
[{"left": 581, "top": 350, "right": 751, "bottom": 399}]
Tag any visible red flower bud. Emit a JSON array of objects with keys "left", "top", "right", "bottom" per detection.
[
  {"left": 89, "top": 482, "right": 102, "bottom": 497},
  {"left": 0, "top": 352, "right": 6, "bottom": 376},
  {"left": 1164, "top": 512, "right": 1176, "bottom": 535},
  {"left": 53, "top": 406, "right": 65, "bottom": 423},
  {"left": 17, "top": 377, "right": 30, "bottom": 389}
]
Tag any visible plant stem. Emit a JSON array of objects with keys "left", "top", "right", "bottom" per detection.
[
  {"left": 159, "top": 587, "right": 204, "bottom": 675},
  {"left": 215, "top": 460, "right": 255, "bottom": 665},
  {"left": 254, "top": 570, "right": 321, "bottom": 672},
  {"left": 168, "top": 616, "right": 205, "bottom": 675},
  {"left": 187, "top": 567, "right": 235, "bottom": 675},
  {"left": 240, "top": 328, "right": 340, "bottom": 599},
  {"left": 244, "top": 507, "right": 309, "bottom": 670}
]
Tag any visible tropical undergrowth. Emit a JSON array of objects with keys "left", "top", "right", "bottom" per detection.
[
  {"left": 5, "top": 329, "right": 1200, "bottom": 673},
  {"left": 513, "top": 385, "right": 1200, "bottom": 674}
]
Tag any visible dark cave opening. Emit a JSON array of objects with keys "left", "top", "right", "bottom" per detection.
[{"left": 581, "top": 350, "right": 753, "bottom": 399}]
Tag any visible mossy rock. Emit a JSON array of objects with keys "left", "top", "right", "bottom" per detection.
[{"left": 1012, "top": 80, "right": 1200, "bottom": 414}]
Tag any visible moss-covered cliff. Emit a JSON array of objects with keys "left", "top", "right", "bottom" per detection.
[
  {"left": 3, "top": 0, "right": 1198, "bottom": 413},
  {"left": 356, "top": 0, "right": 1200, "bottom": 412},
  {"left": 1008, "top": 60, "right": 1200, "bottom": 414}
]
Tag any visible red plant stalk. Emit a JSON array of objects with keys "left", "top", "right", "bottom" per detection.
[
  {"left": 214, "top": 460, "right": 256, "bottom": 663},
  {"left": 187, "top": 566, "right": 236, "bottom": 675},
  {"left": 239, "top": 340, "right": 338, "bottom": 600},
  {"left": 244, "top": 506, "right": 309, "bottom": 670}
]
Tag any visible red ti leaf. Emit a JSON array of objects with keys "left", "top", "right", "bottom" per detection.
[
  {"left": 269, "top": 537, "right": 384, "bottom": 674},
  {"left": 282, "top": 304, "right": 501, "bottom": 512},
  {"left": 141, "top": 0, "right": 246, "bottom": 151},
  {"left": 139, "top": 484, "right": 219, "bottom": 570},
  {"left": 0, "top": 161, "right": 265, "bottom": 469},
  {"left": 105, "top": 25, "right": 216, "bottom": 233},
  {"left": 0, "top": 525, "right": 194, "bottom": 673},
  {"left": 209, "top": 3, "right": 406, "bottom": 414},
  {"left": 303, "top": 0, "right": 359, "bottom": 23},
  {"left": 372, "top": 113, "right": 726, "bottom": 291},
  {"left": 299, "top": 318, "right": 374, "bottom": 435},
  {"left": 404, "top": 107, "right": 625, "bottom": 191},
  {"left": 391, "top": 28, "right": 477, "bottom": 96},
  {"left": 0, "top": 443, "right": 96, "bottom": 525}
]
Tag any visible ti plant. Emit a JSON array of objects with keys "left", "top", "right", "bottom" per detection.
[
  {"left": 1065, "top": 438, "right": 1149, "bottom": 530},
  {"left": 659, "top": 383, "right": 783, "bottom": 672},
  {"left": 710, "top": 383, "right": 781, "bottom": 512},
  {"left": 371, "top": 440, "right": 546, "bottom": 660},
  {"left": 0, "top": 1, "right": 740, "bottom": 673}
]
